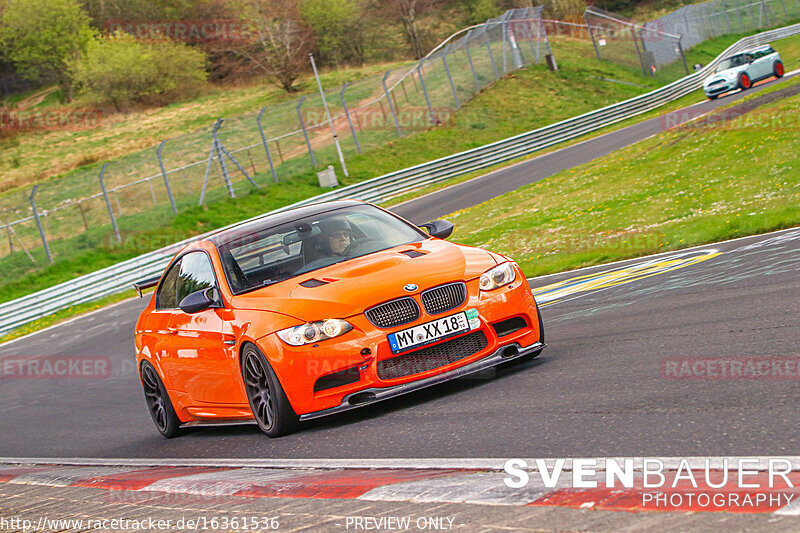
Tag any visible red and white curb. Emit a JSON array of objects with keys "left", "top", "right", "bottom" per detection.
[{"left": 2, "top": 459, "right": 800, "bottom": 514}]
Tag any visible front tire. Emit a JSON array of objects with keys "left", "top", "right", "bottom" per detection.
[
  {"left": 242, "top": 343, "right": 299, "bottom": 438},
  {"left": 707, "top": 94, "right": 718, "bottom": 100},
  {"left": 738, "top": 72, "right": 751, "bottom": 90},
  {"left": 774, "top": 61, "right": 784, "bottom": 78},
  {"left": 140, "top": 361, "right": 182, "bottom": 438}
]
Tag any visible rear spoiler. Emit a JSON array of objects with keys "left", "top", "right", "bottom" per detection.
[{"left": 133, "top": 276, "right": 161, "bottom": 298}]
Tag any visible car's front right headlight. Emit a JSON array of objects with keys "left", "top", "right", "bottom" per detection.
[
  {"left": 277, "top": 319, "right": 353, "bottom": 346},
  {"left": 479, "top": 262, "right": 516, "bottom": 291}
]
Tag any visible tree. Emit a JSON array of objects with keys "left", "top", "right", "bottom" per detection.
[
  {"left": 69, "top": 33, "right": 207, "bottom": 110},
  {"left": 381, "top": 0, "right": 447, "bottom": 59},
  {"left": 300, "top": 0, "right": 365, "bottom": 66},
  {"left": 232, "top": 0, "right": 314, "bottom": 92},
  {"left": 0, "top": 0, "right": 96, "bottom": 100}
]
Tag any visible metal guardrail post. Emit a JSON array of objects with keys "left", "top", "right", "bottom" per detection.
[
  {"left": 382, "top": 70, "right": 402, "bottom": 136},
  {"left": 417, "top": 60, "right": 436, "bottom": 125},
  {"left": 441, "top": 45, "right": 461, "bottom": 108},
  {"left": 296, "top": 96, "right": 317, "bottom": 167},
  {"left": 465, "top": 31, "right": 481, "bottom": 91},
  {"left": 98, "top": 163, "right": 121, "bottom": 243},
  {"left": 340, "top": 84, "right": 361, "bottom": 153},
  {"left": 257, "top": 107, "right": 278, "bottom": 183},
  {"left": 28, "top": 186, "right": 53, "bottom": 263},
  {"left": 156, "top": 140, "right": 178, "bottom": 214}
]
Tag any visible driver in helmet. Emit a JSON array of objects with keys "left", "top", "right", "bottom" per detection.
[{"left": 319, "top": 216, "right": 354, "bottom": 257}]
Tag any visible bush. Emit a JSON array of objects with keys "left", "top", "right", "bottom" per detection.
[{"left": 69, "top": 34, "right": 207, "bottom": 110}]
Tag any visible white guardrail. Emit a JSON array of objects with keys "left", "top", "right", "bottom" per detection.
[{"left": 2, "top": 23, "right": 798, "bottom": 337}]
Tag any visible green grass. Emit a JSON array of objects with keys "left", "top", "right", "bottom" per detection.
[{"left": 445, "top": 90, "right": 800, "bottom": 277}]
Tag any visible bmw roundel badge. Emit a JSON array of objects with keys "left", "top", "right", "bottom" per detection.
[{"left": 404, "top": 284, "right": 418, "bottom": 292}]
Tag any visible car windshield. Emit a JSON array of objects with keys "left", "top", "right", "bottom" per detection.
[
  {"left": 716, "top": 55, "right": 747, "bottom": 72},
  {"left": 214, "top": 204, "right": 428, "bottom": 294}
]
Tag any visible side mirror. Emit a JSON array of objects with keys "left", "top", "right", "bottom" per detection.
[
  {"left": 419, "top": 220, "right": 454, "bottom": 239},
  {"left": 179, "top": 287, "right": 221, "bottom": 314}
]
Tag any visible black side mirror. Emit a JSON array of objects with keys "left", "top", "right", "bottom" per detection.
[
  {"left": 179, "top": 287, "right": 221, "bottom": 314},
  {"left": 419, "top": 220, "right": 454, "bottom": 239}
]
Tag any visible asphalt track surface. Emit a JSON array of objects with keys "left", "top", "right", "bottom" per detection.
[{"left": 0, "top": 75, "right": 798, "bottom": 460}]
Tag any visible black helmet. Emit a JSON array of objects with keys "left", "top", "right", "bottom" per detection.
[{"left": 320, "top": 216, "right": 352, "bottom": 236}]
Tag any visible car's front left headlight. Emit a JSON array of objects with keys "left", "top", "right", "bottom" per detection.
[
  {"left": 277, "top": 319, "right": 353, "bottom": 346},
  {"left": 479, "top": 262, "right": 516, "bottom": 291}
]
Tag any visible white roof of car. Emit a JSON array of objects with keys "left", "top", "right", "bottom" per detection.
[{"left": 744, "top": 44, "right": 773, "bottom": 54}]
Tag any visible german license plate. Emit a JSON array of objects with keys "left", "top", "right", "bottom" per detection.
[{"left": 388, "top": 312, "right": 470, "bottom": 354}]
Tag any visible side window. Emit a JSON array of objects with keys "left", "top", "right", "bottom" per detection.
[
  {"left": 156, "top": 259, "right": 181, "bottom": 310},
  {"left": 177, "top": 252, "right": 217, "bottom": 305}
]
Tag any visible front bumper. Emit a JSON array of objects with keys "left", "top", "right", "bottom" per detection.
[
  {"left": 298, "top": 339, "right": 545, "bottom": 421},
  {"left": 704, "top": 79, "right": 735, "bottom": 96}
]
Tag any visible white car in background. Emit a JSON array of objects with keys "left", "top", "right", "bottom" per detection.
[{"left": 703, "top": 45, "right": 784, "bottom": 99}]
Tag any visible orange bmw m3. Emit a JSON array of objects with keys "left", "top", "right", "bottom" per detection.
[{"left": 134, "top": 200, "right": 544, "bottom": 438}]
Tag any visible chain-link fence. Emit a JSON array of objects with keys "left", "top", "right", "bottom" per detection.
[
  {"left": 585, "top": 0, "right": 800, "bottom": 76},
  {"left": 0, "top": 7, "right": 551, "bottom": 270}
]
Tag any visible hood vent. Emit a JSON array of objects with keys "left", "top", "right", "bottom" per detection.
[
  {"left": 300, "top": 278, "right": 328, "bottom": 288},
  {"left": 400, "top": 250, "right": 426, "bottom": 258}
]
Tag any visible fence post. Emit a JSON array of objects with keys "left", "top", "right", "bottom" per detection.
[
  {"left": 296, "top": 96, "right": 317, "bottom": 167},
  {"left": 735, "top": 2, "right": 744, "bottom": 30},
  {"left": 340, "top": 83, "right": 361, "bottom": 153},
  {"left": 585, "top": 16, "right": 602, "bottom": 60},
  {"left": 156, "top": 140, "right": 178, "bottom": 214},
  {"left": 382, "top": 70, "right": 402, "bottom": 136},
  {"left": 631, "top": 25, "right": 648, "bottom": 76},
  {"left": 677, "top": 37, "right": 690, "bottom": 75},
  {"left": 481, "top": 29, "right": 500, "bottom": 80},
  {"left": 2, "top": 209, "right": 14, "bottom": 253},
  {"left": 98, "top": 163, "right": 121, "bottom": 244},
  {"left": 526, "top": 17, "right": 538, "bottom": 62},
  {"left": 146, "top": 178, "right": 157, "bottom": 205},
  {"left": 417, "top": 60, "right": 437, "bottom": 125},
  {"left": 199, "top": 137, "right": 217, "bottom": 205},
  {"left": 212, "top": 119, "right": 235, "bottom": 198},
  {"left": 256, "top": 108, "right": 278, "bottom": 183},
  {"left": 216, "top": 142, "right": 259, "bottom": 190},
  {"left": 465, "top": 31, "right": 481, "bottom": 91},
  {"left": 502, "top": 18, "right": 508, "bottom": 73},
  {"left": 441, "top": 45, "right": 461, "bottom": 108}
]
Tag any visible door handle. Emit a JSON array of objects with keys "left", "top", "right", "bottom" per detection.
[{"left": 166, "top": 327, "right": 179, "bottom": 335}]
